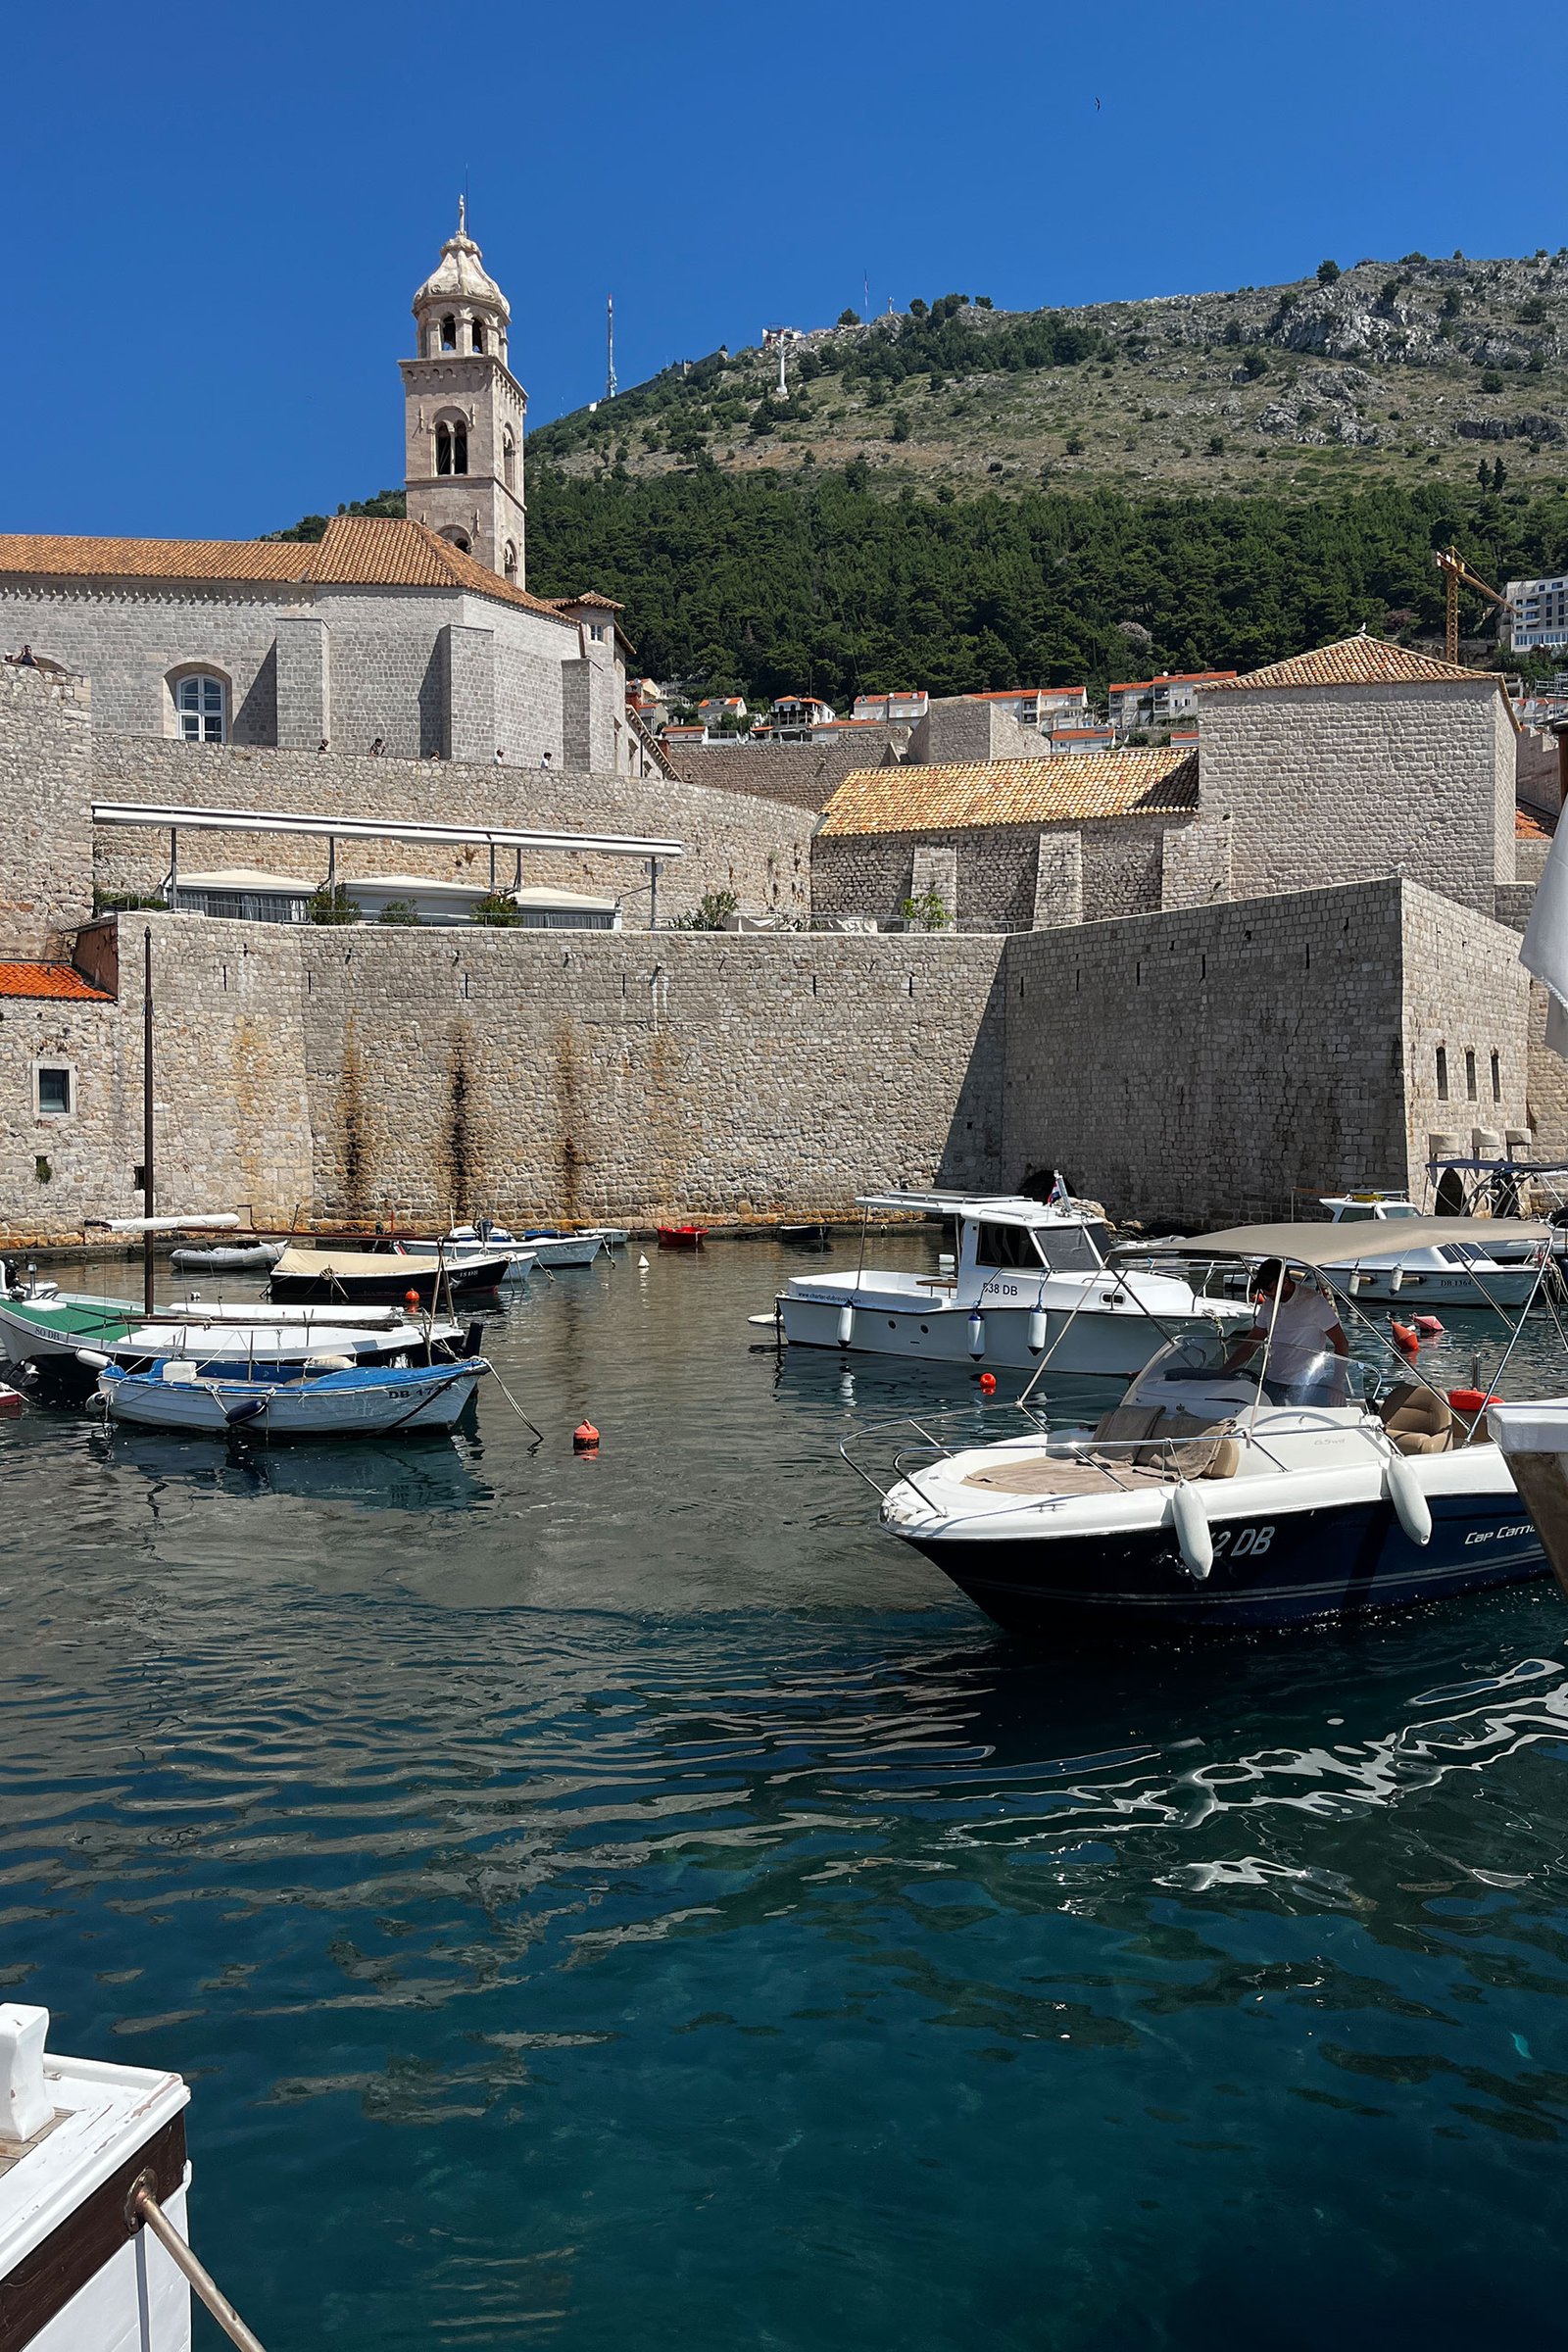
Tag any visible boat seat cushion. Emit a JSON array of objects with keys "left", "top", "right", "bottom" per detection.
[
  {"left": 1090, "top": 1405, "right": 1164, "bottom": 1446},
  {"left": 1378, "top": 1382, "right": 1453, "bottom": 1456},
  {"left": 1133, "top": 1409, "right": 1242, "bottom": 1479},
  {"left": 961, "top": 1454, "right": 1173, "bottom": 1498}
]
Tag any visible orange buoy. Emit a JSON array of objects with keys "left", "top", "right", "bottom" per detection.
[
  {"left": 405, "top": 1289, "right": 420, "bottom": 1307},
  {"left": 1413, "top": 1314, "right": 1445, "bottom": 1335},
  {"left": 1447, "top": 1387, "right": 1500, "bottom": 1414},
  {"left": 978, "top": 1372, "right": 998, "bottom": 1394},
  {"left": 573, "top": 1421, "right": 601, "bottom": 1450},
  {"left": 1390, "top": 1319, "right": 1420, "bottom": 1353}
]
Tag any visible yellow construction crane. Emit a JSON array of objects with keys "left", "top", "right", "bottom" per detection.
[{"left": 1435, "top": 543, "right": 1516, "bottom": 665}]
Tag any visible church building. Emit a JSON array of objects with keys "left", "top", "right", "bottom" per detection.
[{"left": 0, "top": 214, "right": 657, "bottom": 775}]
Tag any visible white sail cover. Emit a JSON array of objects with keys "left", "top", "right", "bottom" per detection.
[{"left": 1521, "top": 818, "right": 1568, "bottom": 1057}]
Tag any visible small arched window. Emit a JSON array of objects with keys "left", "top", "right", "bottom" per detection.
[
  {"left": 435, "top": 422, "right": 453, "bottom": 474},
  {"left": 452, "top": 421, "right": 467, "bottom": 475},
  {"left": 175, "top": 672, "right": 225, "bottom": 743},
  {"left": 503, "top": 542, "right": 517, "bottom": 582},
  {"left": 440, "top": 314, "right": 457, "bottom": 351},
  {"left": 471, "top": 320, "right": 484, "bottom": 353},
  {"left": 502, "top": 427, "right": 516, "bottom": 490},
  {"left": 440, "top": 528, "right": 470, "bottom": 554}
]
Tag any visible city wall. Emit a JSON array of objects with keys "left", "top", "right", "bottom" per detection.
[{"left": 810, "top": 817, "right": 1180, "bottom": 932}]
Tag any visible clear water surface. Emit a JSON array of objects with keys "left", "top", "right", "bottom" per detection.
[{"left": 3, "top": 1235, "right": 1567, "bottom": 2349}]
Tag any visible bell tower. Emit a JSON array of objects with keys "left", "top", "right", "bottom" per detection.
[{"left": 401, "top": 204, "right": 528, "bottom": 583}]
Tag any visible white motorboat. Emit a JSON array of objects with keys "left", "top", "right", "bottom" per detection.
[
  {"left": 97, "top": 1354, "right": 490, "bottom": 1437},
  {"left": 509, "top": 1228, "right": 606, "bottom": 1269},
  {"left": 770, "top": 1189, "right": 1250, "bottom": 1377},
  {"left": 83, "top": 1309, "right": 472, "bottom": 1380},
  {"left": 851, "top": 1218, "right": 1552, "bottom": 1635},
  {"left": 401, "top": 1228, "right": 537, "bottom": 1282},
  {"left": 1312, "top": 1192, "right": 1553, "bottom": 1306}
]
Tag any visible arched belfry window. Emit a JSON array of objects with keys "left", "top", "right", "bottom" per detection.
[
  {"left": 452, "top": 421, "right": 467, "bottom": 475},
  {"left": 440, "top": 314, "right": 457, "bottom": 351},
  {"left": 174, "top": 672, "right": 225, "bottom": 743},
  {"left": 435, "top": 419, "right": 468, "bottom": 476},
  {"left": 471, "top": 320, "right": 485, "bottom": 353},
  {"left": 435, "top": 422, "right": 452, "bottom": 475},
  {"left": 503, "top": 542, "right": 517, "bottom": 582},
  {"left": 502, "top": 427, "right": 516, "bottom": 490},
  {"left": 439, "top": 527, "right": 470, "bottom": 554}
]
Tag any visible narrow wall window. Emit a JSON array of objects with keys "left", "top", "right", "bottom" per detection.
[
  {"left": 436, "top": 422, "right": 452, "bottom": 475},
  {"left": 502, "top": 427, "right": 516, "bottom": 490},
  {"left": 35, "top": 1064, "right": 72, "bottom": 1116},
  {"left": 1492, "top": 1050, "right": 1501, "bottom": 1102},
  {"left": 175, "top": 672, "right": 225, "bottom": 743},
  {"left": 1465, "top": 1048, "right": 1478, "bottom": 1102},
  {"left": 452, "top": 422, "right": 468, "bottom": 475},
  {"left": 503, "top": 542, "right": 517, "bottom": 582},
  {"left": 440, "top": 314, "right": 457, "bottom": 351},
  {"left": 1436, "top": 1046, "right": 1448, "bottom": 1102},
  {"left": 471, "top": 320, "right": 484, "bottom": 352}
]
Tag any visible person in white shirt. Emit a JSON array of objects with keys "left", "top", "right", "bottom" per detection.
[{"left": 1226, "top": 1259, "right": 1349, "bottom": 1403}]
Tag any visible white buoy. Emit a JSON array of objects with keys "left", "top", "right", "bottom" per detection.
[
  {"left": 1384, "top": 1453, "right": 1432, "bottom": 1546},
  {"left": 1171, "top": 1483, "right": 1213, "bottom": 1580},
  {"left": 967, "top": 1308, "right": 986, "bottom": 1359},
  {"left": 637, "top": 1254, "right": 650, "bottom": 1268},
  {"left": 1027, "top": 1303, "right": 1049, "bottom": 1354},
  {"left": 837, "top": 1301, "right": 855, "bottom": 1347}
]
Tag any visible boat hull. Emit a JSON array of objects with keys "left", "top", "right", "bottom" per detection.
[
  {"left": 901, "top": 1488, "right": 1544, "bottom": 1634},
  {"left": 99, "top": 1363, "right": 485, "bottom": 1437},
  {"left": 526, "top": 1238, "right": 604, "bottom": 1269},
  {"left": 779, "top": 1292, "right": 1232, "bottom": 1378}
]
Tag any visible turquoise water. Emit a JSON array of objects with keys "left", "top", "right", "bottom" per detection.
[{"left": 3, "top": 1240, "right": 1568, "bottom": 2347}]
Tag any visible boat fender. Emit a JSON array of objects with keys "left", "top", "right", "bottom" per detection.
[
  {"left": 1384, "top": 1453, "right": 1433, "bottom": 1546},
  {"left": 573, "top": 1420, "right": 600, "bottom": 1451},
  {"left": 1026, "top": 1304, "right": 1049, "bottom": 1354},
  {"left": 74, "top": 1348, "right": 111, "bottom": 1369},
  {"left": 1170, "top": 1483, "right": 1213, "bottom": 1581},
  {"left": 967, "top": 1308, "right": 986, "bottom": 1360},
  {"left": 1413, "top": 1314, "right": 1445, "bottom": 1335},
  {"left": 837, "top": 1301, "right": 856, "bottom": 1348},
  {"left": 224, "top": 1397, "right": 270, "bottom": 1427},
  {"left": 1390, "top": 1319, "right": 1420, "bottom": 1353}
]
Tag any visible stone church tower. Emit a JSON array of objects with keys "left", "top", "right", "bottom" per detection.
[{"left": 401, "top": 206, "right": 529, "bottom": 583}]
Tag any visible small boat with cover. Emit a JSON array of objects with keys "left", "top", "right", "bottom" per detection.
[
  {"left": 96, "top": 1354, "right": 490, "bottom": 1437},
  {"left": 848, "top": 1218, "right": 1554, "bottom": 1635},
  {"left": 267, "top": 1240, "right": 511, "bottom": 1302}
]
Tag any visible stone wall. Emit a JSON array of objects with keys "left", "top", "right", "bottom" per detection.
[
  {"left": 0, "top": 665, "right": 94, "bottom": 956},
  {"left": 1000, "top": 878, "right": 1528, "bottom": 1225},
  {"left": 810, "top": 817, "right": 1180, "bottom": 932},
  {"left": 1398, "top": 888, "right": 1532, "bottom": 1177},
  {"left": 88, "top": 735, "right": 816, "bottom": 927},
  {"left": 1196, "top": 677, "right": 1516, "bottom": 914},
  {"left": 664, "top": 734, "right": 907, "bottom": 811}
]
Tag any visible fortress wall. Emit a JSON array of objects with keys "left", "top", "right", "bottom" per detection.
[
  {"left": 810, "top": 817, "right": 1177, "bottom": 933},
  {"left": 0, "top": 665, "right": 95, "bottom": 956},
  {"left": 1399, "top": 888, "right": 1533, "bottom": 1174}
]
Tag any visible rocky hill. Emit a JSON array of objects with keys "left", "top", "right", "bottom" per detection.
[{"left": 527, "top": 252, "right": 1568, "bottom": 504}]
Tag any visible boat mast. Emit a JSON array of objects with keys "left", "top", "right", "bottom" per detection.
[{"left": 142, "top": 926, "right": 155, "bottom": 1316}]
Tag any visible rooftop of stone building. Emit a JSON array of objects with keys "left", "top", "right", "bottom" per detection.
[
  {"left": 0, "top": 960, "right": 112, "bottom": 1002},
  {"left": 1199, "top": 634, "right": 1503, "bottom": 694},
  {"left": 0, "top": 516, "right": 580, "bottom": 627},
  {"left": 818, "top": 747, "right": 1200, "bottom": 837}
]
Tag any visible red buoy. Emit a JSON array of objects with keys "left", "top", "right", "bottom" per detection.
[
  {"left": 1390, "top": 1318, "right": 1420, "bottom": 1353},
  {"left": 573, "top": 1421, "right": 601, "bottom": 1451},
  {"left": 405, "top": 1289, "right": 420, "bottom": 1308},
  {"left": 978, "top": 1372, "right": 998, "bottom": 1394}
]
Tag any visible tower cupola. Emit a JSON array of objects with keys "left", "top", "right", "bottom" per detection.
[{"left": 412, "top": 199, "right": 510, "bottom": 362}]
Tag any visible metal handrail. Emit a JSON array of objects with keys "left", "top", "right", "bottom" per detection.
[{"left": 126, "top": 2177, "right": 267, "bottom": 2352}]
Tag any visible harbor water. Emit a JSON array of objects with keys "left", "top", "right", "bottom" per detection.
[{"left": 3, "top": 1236, "right": 1567, "bottom": 2347}]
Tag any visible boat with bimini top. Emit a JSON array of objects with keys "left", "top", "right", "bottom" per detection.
[{"left": 846, "top": 1218, "right": 1554, "bottom": 1635}]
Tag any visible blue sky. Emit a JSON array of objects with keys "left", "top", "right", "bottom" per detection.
[{"left": 4, "top": 0, "right": 1564, "bottom": 540}]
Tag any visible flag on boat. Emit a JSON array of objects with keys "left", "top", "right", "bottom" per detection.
[{"left": 1521, "top": 817, "right": 1568, "bottom": 1057}]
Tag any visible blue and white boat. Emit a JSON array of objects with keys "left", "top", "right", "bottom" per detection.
[
  {"left": 851, "top": 1218, "right": 1554, "bottom": 1635},
  {"left": 96, "top": 1355, "right": 489, "bottom": 1437}
]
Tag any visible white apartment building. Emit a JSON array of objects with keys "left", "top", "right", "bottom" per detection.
[{"left": 1507, "top": 574, "right": 1568, "bottom": 653}]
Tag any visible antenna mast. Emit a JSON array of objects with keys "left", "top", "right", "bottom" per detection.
[{"left": 606, "top": 295, "right": 617, "bottom": 402}]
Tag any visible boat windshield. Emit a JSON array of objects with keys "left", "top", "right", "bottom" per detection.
[
  {"left": 1038, "top": 1221, "right": 1110, "bottom": 1273},
  {"left": 1125, "top": 1331, "right": 1363, "bottom": 1409}
]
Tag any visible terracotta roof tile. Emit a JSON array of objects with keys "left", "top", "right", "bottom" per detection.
[
  {"left": 0, "top": 961, "right": 112, "bottom": 1002},
  {"left": 818, "top": 748, "right": 1199, "bottom": 837},
  {"left": 1200, "top": 636, "right": 1496, "bottom": 691},
  {"left": 0, "top": 517, "right": 579, "bottom": 627},
  {"left": 1517, "top": 806, "right": 1555, "bottom": 839}
]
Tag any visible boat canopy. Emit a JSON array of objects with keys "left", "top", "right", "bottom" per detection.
[
  {"left": 853, "top": 1191, "right": 1090, "bottom": 1227},
  {"left": 1114, "top": 1217, "right": 1554, "bottom": 1268}
]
